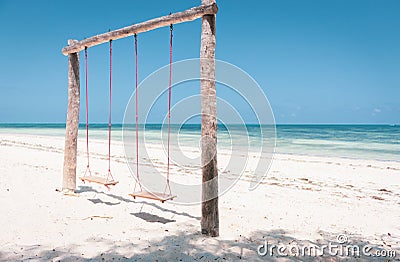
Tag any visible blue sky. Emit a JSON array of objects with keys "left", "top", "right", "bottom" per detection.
[{"left": 0, "top": 0, "right": 399, "bottom": 124}]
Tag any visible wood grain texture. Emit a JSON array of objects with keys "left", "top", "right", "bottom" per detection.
[
  {"left": 80, "top": 176, "right": 119, "bottom": 186},
  {"left": 200, "top": 0, "right": 219, "bottom": 237},
  {"left": 129, "top": 191, "right": 176, "bottom": 203},
  {"left": 62, "top": 40, "right": 80, "bottom": 192},
  {"left": 62, "top": 3, "right": 218, "bottom": 55}
]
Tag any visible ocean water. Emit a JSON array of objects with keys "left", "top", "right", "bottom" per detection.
[{"left": 0, "top": 123, "right": 399, "bottom": 162}]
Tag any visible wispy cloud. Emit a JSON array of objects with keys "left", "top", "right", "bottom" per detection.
[{"left": 371, "top": 108, "right": 382, "bottom": 116}]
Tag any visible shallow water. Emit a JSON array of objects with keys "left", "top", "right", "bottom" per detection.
[{"left": 0, "top": 123, "right": 399, "bottom": 162}]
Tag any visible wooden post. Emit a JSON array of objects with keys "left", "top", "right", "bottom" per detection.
[
  {"left": 62, "top": 40, "right": 80, "bottom": 193},
  {"left": 200, "top": 0, "right": 219, "bottom": 237}
]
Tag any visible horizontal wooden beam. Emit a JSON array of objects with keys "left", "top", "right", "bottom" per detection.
[{"left": 62, "top": 3, "right": 218, "bottom": 55}]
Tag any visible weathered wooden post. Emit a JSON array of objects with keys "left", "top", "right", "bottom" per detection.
[
  {"left": 62, "top": 40, "right": 80, "bottom": 193},
  {"left": 200, "top": 0, "right": 219, "bottom": 237}
]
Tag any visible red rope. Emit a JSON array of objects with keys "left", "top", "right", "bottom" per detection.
[
  {"left": 134, "top": 34, "right": 142, "bottom": 192},
  {"left": 84, "top": 47, "right": 91, "bottom": 176},
  {"left": 107, "top": 40, "right": 114, "bottom": 181},
  {"left": 165, "top": 24, "right": 173, "bottom": 195},
  {"left": 131, "top": 27, "right": 173, "bottom": 195}
]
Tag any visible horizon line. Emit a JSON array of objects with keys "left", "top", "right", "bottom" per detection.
[{"left": 0, "top": 122, "right": 398, "bottom": 126}]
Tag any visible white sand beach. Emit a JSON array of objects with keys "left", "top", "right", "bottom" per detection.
[{"left": 1, "top": 133, "right": 399, "bottom": 261}]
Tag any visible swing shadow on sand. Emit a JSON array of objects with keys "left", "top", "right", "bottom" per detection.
[
  {"left": 131, "top": 212, "right": 176, "bottom": 224},
  {"left": 76, "top": 185, "right": 200, "bottom": 220},
  {"left": 87, "top": 198, "right": 121, "bottom": 206}
]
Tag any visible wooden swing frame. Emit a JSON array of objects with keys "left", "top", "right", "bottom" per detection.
[{"left": 62, "top": 0, "right": 219, "bottom": 236}]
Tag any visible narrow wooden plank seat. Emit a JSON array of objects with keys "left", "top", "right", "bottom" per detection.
[
  {"left": 129, "top": 191, "right": 176, "bottom": 203},
  {"left": 80, "top": 176, "right": 119, "bottom": 186}
]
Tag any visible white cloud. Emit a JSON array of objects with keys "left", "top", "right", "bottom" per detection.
[{"left": 373, "top": 108, "right": 381, "bottom": 113}]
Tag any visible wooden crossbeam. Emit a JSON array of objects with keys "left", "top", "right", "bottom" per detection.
[{"left": 61, "top": 3, "right": 218, "bottom": 55}]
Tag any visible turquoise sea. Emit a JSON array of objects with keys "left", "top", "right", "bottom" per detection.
[{"left": 0, "top": 124, "right": 399, "bottom": 162}]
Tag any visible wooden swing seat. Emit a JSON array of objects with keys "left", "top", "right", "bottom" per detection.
[
  {"left": 129, "top": 191, "right": 176, "bottom": 203},
  {"left": 80, "top": 176, "right": 119, "bottom": 186}
]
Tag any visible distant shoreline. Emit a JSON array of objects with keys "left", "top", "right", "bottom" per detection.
[
  {"left": 0, "top": 123, "right": 398, "bottom": 127},
  {"left": 1, "top": 124, "right": 399, "bottom": 162}
]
